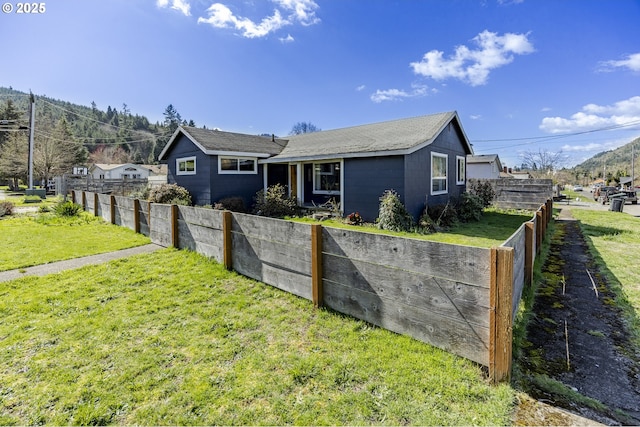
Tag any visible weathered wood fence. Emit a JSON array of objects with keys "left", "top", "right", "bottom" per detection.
[{"left": 72, "top": 190, "right": 552, "bottom": 383}]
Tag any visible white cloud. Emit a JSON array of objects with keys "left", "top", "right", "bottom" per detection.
[
  {"left": 370, "top": 85, "right": 428, "bottom": 103},
  {"left": 198, "top": 0, "right": 319, "bottom": 38},
  {"left": 598, "top": 53, "right": 640, "bottom": 73},
  {"left": 410, "top": 30, "right": 534, "bottom": 86},
  {"left": 470, "top": 114, "right": 482, "bottom": 120},
  {"left": 157, "top": 0, "right": 191, "bottom": 16},
  {"left": 356, "top": 85, "right": 366, "bottom": 91},
  {"left": 280, "top": 34, "right": 295, "bottom": 43},
  {"left": 540, "top": 96, "right": 640, "bottom": 133}
]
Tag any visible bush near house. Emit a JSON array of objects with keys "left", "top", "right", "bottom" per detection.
[
  {"left": 213, "top": 196, "right": 246, "bottom": 213},
  {"left": 468, "top": 179, "right": 496, "bottom": 208},
  {"left": 253, "top": 184, "right": 298, "bottom": 218},
  {"left": 377, "top": 189, "right": 414, "bottom": 232},
  {"left": 148, "top": 183, "right": 192, "bottom": 206}
]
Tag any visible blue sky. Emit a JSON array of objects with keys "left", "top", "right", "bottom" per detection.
[{"left": 1, "top": 0, "right": 639, "bottom": 168}]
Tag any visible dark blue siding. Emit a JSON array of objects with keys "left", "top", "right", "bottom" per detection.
[
  {"left": 404, "top": 120, "right": 469, "bottom": 217},
  {"left": 209, "top": 160, "right": 264, "bottom": 210},
  {"left": 164, "top": 134, "right": 212, "bottom": 205},
  {"left": 344, "top": 156, "right": 404, "bottom": 222}
]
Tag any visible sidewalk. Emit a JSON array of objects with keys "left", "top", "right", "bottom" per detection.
[{"left": 0, "top": 244, "right": 164, "bottom": 283}]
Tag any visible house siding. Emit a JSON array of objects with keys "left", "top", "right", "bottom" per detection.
[
  {"left": 208, "top": 159, "right": 264, "bottom": 210},
  {"left": 344, "top": 156, "right": 405, "bottom": 222},
  {"left": 404, "top": 121, "right": 468, "bottom": 218},
  {"left": 165, "top": 134, "right": 212, "bottom": 205}
]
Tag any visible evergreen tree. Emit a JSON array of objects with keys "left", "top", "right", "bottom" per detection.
[{"left": 0, "top": 131, "right": 28, "bottom": 190}]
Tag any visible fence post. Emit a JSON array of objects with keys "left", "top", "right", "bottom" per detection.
[
  {"left": 547, "top": 199, "right": 553, "bottom": 224},
  {"left": 70, "top": 190, "right": 76, "bottom": 204},
  {"left": 489, "top": 246, "right": 514, "bottom": 384},
  {"left": 311, "top": 224, "right": 323, "bottom": 308},
  {"left": 540, "top": 205, "right": 547, "bottom": 242},
  {"left": 535, "top": 210, "right": 543, "bottom": 254},
  {"left": 133, "top": 199, "right": 141, "bottom": 234},
  {"left": 525, "top": 222, "right": 535, "bottom": 287},
  {"left": 94, "top": 193, "right": 99, "bottom": 217},
  {"left": 171, "top": 204, "right": 179, "bottom": 248},
  {"left": 110, "top": 195, "right": 116, "bottom": 224},
  {"left": 222, "top": 210, "right": 232, "bottom": 270},
  {"left": 81, "top": 191, "right": 87, "bottom": 211}
]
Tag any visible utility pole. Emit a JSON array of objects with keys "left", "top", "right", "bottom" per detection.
[
  {"left": 28, "top": 92, "right": 35, "bottom": 190},
  {"left": 632, "top": 144, "right": 636, "bottom": 189}
]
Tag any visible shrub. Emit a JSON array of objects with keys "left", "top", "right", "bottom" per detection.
[
  {"left": 149, "top": 184, "right": 192, "bottom": 206},
  {"left": 253, "top": 184, "right": 298, "bottom": 218},
  {"left": 457, "top": 192, "right": 484, "bottom": 222},
  {"left": 346, "top": 212, "right": 363, "bottom": 226},
  {"left": 377, "top": 190, "right": 414, "bottom": 232},
  {"left": 468, "top": 179, "right": 495, "bottom": 208},
  {"left": 214, "top": 196, "right": 246, "bottom": 213},
  {"left": 0, "top": 201, "right": 14, "bottom": 217},
  {"left": 426, "top": 202, "right": 458, "bottom": 228},
  {"left": 417, "top": 209, "right": 438, "bottom": 234},
  {"left": 54, "top": 200, "right": 83, "bottom": 217}
]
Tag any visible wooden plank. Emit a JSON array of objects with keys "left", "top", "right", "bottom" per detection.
[
  {"left": 232, "top": 213, "right": 312, "bottom": 247},
  {"left": 97, "top": 194, "right": 111, "bottom": 223},
  {"left": 133, "top": 199, "right": 140, "bottom": 233},
  {"left": 311, "top": 224, "right": 323, "bottom": 308},
  {"left": 489, "top": 246, "right": 514, "bottom": 383},
  {"left": 323, "top": 280, "right": 489, "bottom": 365},
  {"left": 322, "top": 227, "right": 491, "bottom": 287},
  {"left": 323, "top": 253, "right": 489, "bottom": 327},
  {"left": 110, "top": 195, "right": 116, "bottom": 224},
  {"left": 171, "top": 204, "right": 179, "bottom": 248},
  {"left": 525, "top": 222, "right": 534, "bottom": 286},
  {"left": 231, "top": 230, "right": 311, "bottom": 275},
  {"left": 223, "top": 211, "right": 232, "bottom": 270},
  {"left": 94, "top": 193, "right": 99, "bottom": 217},
  {"left": 178, "top": 205, "right": 224, "bottom": 230}
]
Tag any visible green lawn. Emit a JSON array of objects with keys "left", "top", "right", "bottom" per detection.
[
  {"left": 0, "top": 249, "right": 515, "bottom": 425},
  {"left": 569, "top": 207, "right": 640, "bottom": 346},
  {"left": 0, "top": 214, "right": 150, "bottom": 271},
  {"left": 293, "top": 209, "right": 534, "bottom": 248}
]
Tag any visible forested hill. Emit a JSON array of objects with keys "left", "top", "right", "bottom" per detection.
[
  {"left": 572, "top": 137, "right": 640, "bottom": 182},
  {"left": 0, "top": 86, "right": 191, "bottom": 164}
]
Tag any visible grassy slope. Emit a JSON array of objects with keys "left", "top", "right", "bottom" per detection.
[
  {"left": 0, "top": 214, "right": 150, "bottom": 271},
  {"left": 0, "top": 249, "right": 514, "bottom": 425}
]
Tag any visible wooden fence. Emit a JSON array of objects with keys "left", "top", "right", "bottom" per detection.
[{"left": 72, "top": 191, "right": 552, "bottom": 383}]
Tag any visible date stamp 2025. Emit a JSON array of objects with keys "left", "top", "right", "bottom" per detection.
[{"left": 2, "top": 2, "right": 46, "bottom": 14}]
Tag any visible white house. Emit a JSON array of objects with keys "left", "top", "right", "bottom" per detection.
[
  {"left": 89, "top": 163, "right": 151, "bottom": 180},
  {"left": 466, "top": 154, "right": 503, "bottom": 179}
]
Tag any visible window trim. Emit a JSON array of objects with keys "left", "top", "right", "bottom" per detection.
[
  {"left": 431, "top": 152, "right": 448, "bottom": 195},
  {"left": 312, "top": 161, "right": 341, "bottom": 195},
  {"left": 176, "top": 156, "right": 197, "bottom": 176},
  {"left": 456, "top": 155, "right": 466, "bottom": 185},
  {"left": 218, "top": 156, "right": 258, "bottom": 175}
]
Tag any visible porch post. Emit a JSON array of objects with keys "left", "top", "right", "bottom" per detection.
[
  {"left": 262, "top": 162, "right": 268, "bottom": 193},
  {"left": 296, "top": 163, "right": 303, "bottom": 205}
]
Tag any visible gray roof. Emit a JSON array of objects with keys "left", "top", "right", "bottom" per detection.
[
  {"left": 158, "top": 126, "right": 287, "bottom": 160},
  {"left": 467, "top": 154, "right": 501, "bottom": 164},
  {"left": 263, "top": 111, "right": 469, "bottom": 163}
]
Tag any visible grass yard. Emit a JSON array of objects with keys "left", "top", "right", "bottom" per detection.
[
  {"left": 0, "top": 249, "right": 514, "bottom": 425},
  {"left": 0, "top": 214, "right": 150, "bottom": 272},
  {"left": 569, "top": 207, "right": 640, "bottom": 346},
  {"left": 293, "top": 208, "right": 534, "bottom": 248}
]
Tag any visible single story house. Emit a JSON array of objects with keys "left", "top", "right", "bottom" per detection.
[
  {"left": 89, "top": 163, "right": 152, "bottom": 180},
  {"left": 158, "top": 111, "right": 474, "bottom": 221},
  {"left": 466, "top": 154, "right": 503, "bottom": 180}
]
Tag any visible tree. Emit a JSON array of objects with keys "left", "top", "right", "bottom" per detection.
[
  {"left": 0, "top": 99, "right": 23, "bottom": 148},
  {"left": 89, "top": 144, "right": 132, "bottom": 164},
  {"left": 163, "top": 104, "right": 182, "bottom": 132},
  {"left": 520, "top": 149, "right": 566, "bottom": 172},
  {"left": 289, "top": 121, "right": 320, "bottom": 135},
  {"left": 34, "top": 117, "right": 88, "bottom": 186},
  {"left": 0, "top": 131, "right": 28, "bottom": 190}
]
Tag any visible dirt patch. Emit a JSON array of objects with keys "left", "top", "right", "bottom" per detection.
[{"left": 518, "top": 208, "right": 640, "bottom": 425}]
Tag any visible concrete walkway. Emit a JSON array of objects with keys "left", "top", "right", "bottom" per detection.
[{"left": 0, "top": 244, "right": 164, "bottom": 283}]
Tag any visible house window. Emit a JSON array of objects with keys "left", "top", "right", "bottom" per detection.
[
  {"left": 177, "top": 156, "right": 196, "bottom": 175},
  {"left": 456, "top": 156, "right": 465, "bottom": 185},
  {"left": 431, "top": 152, "right": 448, "bottom": 195},
  {"left": 218, "top": 156, "right": 257, "bottom": 174},
  {"left": 313, "top": 162, "right": 340, "bottom": 194}
]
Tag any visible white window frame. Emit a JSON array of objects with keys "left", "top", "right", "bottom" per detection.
[
  {"left": 431, "top": 152, "right": 448, "bottom": 195},
  {"left": 218, "top": 156, "right": 257, "bottom": 175},
  {"left": 456, "top": 156, "right": 466, "bottom": 185},
  {"left": 312, "top": 161, "right": 341, "bottom": 195},
  {"left": 176, "top": 156, "right": 197, "bottom": 176}
]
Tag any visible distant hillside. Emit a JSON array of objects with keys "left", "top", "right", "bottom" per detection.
[
  {"left": 0, "top": 87, "right": 173, "bottom": 164},
  {"left": 572, "top": 137, "right": 640, "bottom": 184}
]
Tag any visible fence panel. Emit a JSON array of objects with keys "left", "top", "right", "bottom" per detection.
[
  {"left": 231, "top": 213, "right": 313, "bottom": 300},
  {"left": 501, "top": 225, "right": 526, "bottom": 318},
  {"left": 114, "top": 195, "right": 136, "bottom": 230},
  {"left": 138, "top": 200, "right": 151, "bottom": 237},
  {"left": 149, "top": 204, "right": 173, "bottom": 247},
  {"left": 322, "top": 227, "right": 492, "bottom": 365},
  {"left": 177, "top": 206, "right": 224, "bottom": 263},
  {"left": 97, "top": 194, "right": 112, "bottom": 223}
]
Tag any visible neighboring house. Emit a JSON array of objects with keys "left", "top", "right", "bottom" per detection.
[
  {"left": 89, "top": 163, "right": 151, "bottom": 180},
  {"left": 509, "top": 171, "right": 533, "bottom": 179},
  {"left": 467, "top": 154, "right": 503, "bottom": 179},
  {"left": 159, "top": 111, "right": 474, "bottom": 221}
]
